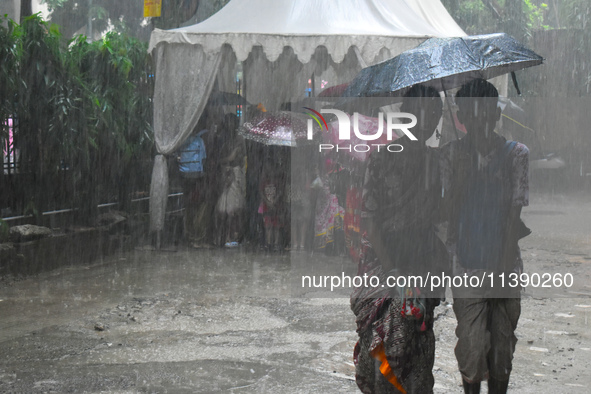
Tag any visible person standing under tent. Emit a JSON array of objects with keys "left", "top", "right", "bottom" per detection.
[
  {"left": 288, "top": 146, "right": 315, "bottom": 251},
  {"left": 439, "top": 78, "right": 530, "bottom": 394},
  {"left": 214, "top": 113, "right": 246, "bottom": 247},
  {"left": 178, "top": 113, "right": 209, "bottom": 248},
  {"left": 258, "top": 163, "right": 285, "bottom": 252},
  {"left": 351, "top": 85, "right": 448, "bottom": 394}
]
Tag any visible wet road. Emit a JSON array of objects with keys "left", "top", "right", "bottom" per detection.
[
  {"left": 0, "top": 192, "right": 590, "bottom": 393},
  {"left": 0, "top": 246, "right": 362, "bottom": 393}
]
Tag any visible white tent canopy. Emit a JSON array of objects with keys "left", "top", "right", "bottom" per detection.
[
  {"left": 149, "top": 0, "right": 465, "bottom": 62},
  {"left": 148, "top": 0, "right": 465, "bottom": 234}
]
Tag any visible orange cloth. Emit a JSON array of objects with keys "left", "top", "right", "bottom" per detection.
[{"left": 370, "top": 343, "right": 407, "bottom": 393}]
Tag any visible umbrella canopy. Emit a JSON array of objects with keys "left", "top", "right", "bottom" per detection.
[
  {"left": 341, "top": 33, "right": 543, "bottom": 99},
  {"left": 239, "top": 111, "right": 321, "bottom": 147}
]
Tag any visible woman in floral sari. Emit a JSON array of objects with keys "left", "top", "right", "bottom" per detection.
[{"left": 350, "top": 85, "right": 448, "bottom": 393}]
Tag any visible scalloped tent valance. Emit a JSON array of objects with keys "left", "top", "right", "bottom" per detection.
[
  {"left": 149, "top": 0, "right": 465, "bottom": 63},
  {"left": 148, "top": 0, "right": 465, "bottom": 234}
]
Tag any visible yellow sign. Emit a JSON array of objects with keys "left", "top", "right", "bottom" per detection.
[{"left": 144, "top": 0, "right": 162, "bottom": 17}]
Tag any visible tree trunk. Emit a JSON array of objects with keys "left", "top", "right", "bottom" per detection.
[{"left": 20, "top": 0, "right": 33, "bottom": 23}]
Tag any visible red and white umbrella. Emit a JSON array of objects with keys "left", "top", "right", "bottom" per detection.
[{"left": 239, "top": 111, "right": 321, "bottom": 147}]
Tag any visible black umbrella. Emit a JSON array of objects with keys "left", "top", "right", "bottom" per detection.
[{"left": 340, "top": 33, "right": 543, "bottom": 99}]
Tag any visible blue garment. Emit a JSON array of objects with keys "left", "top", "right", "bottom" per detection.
[
  {"left": 457, "top": 141, "right": 517, "bottom": 270},
  {"left": 178, "top": 129, "right": 208, "bottom": 177}
]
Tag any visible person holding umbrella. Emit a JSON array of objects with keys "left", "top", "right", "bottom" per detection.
[
  {"left": 340, "top": 32, "right": 540, "bottom": 393},
  {"left": 214, "top": 113, "right": 246, "bottom": 248},
  {"left": 440, "top": 78, "right": 530, "bottom": 394},
  {"left": 350, "top": 84, "right": 448, "bottom": 394}
]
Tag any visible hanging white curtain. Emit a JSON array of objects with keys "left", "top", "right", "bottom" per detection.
[{"left": 149, "top": 43, "right": 222, "bottom": 232}]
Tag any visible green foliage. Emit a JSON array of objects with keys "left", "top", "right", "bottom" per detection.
[
  {"left": 440, "top": 1, "right": 591, "bottom": 98},
  {"left": 42, "top": 0, "right": 204, "bottom": 39},
  {"left": 558, "top": 0, "right": 591, "bottom": 30},
  {"left": 42, "top": 0, "right": 230, "bottom": 39},
  {"left": 67, "top": 31, "right": 154, "bottom": 216},
  {"left": 42, "top": 0, "right": 146, "bottom": 39},
  {"left": 0, "top": 15, "right": 153, "bottom": 224},
  {"left": 443, "top": 0, "right": 589, "bottom": 36},
  {"left": 0, "top": 17, "right": 18, "bottom": 151},
  {"left": 524, "top": 0, "right": 549, "bottom": 31},
  {"left": 15, "top": 14, "right": 67, "bottom": 181},
  {"left": 441, "top": 0, "right": 551, "bottom": 41}
]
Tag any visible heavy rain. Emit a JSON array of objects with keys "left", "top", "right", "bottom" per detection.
[{"left": 0, "top": 1, "right": 590, "bottom": 393}]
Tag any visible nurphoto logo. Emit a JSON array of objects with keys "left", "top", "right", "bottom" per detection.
[{"left": 304, "top": 108, "right": 418, "bottom": 153}]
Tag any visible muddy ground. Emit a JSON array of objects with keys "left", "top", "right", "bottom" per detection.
[{"left": 0, "top": 192, "right": 589, "bottom": 393}]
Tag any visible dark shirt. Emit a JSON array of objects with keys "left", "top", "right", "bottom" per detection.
[{"left": 361, "top": 138, "right": 443, "bottom": 275}]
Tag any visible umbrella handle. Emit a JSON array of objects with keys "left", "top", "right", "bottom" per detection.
[
  {"left": 442, "top": 87, "right": 460, "bottom": 141},
  {"left": 511, "top": 72, "right": 521, "bottom": 96}
]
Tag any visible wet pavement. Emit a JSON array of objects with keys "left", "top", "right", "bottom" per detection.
[{"left": 0, "top": 192, "right": 590, "bottom": 393}]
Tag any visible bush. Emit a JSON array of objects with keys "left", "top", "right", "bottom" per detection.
[{"left": 0, "top": 15, "right": 153, "bottom": 225}]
